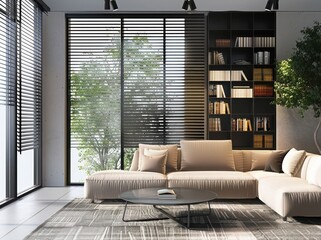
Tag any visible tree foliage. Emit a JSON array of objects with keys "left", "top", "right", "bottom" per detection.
[
  {"left": 71, "top": 33, "right": 163, "bottom": 176},
  {"left": 275, "top": 22, "right": 321, "bottom": 118}
]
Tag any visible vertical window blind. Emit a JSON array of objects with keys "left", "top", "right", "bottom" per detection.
[
  {"left": 17, "top": 0, "right": 42, "bottom": 152},
  {"left": 67, "top": 13, "right": 206, "bottom": 159}
]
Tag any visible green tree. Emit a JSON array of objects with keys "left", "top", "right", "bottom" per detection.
[
  {"left": 70, "top": 34, "right": 163, "bottom": 176},
  {"left": 275, "top": 22, "right": 321, "bottom": 153}
]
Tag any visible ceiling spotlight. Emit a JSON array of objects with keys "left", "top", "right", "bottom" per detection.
[
  {"left": 182, "top": 0, "right": 189, "bottom": 10},
  {"left": 182, "top": 0, "right": 197, "bottom": 11},
  {"left": 105, "top": 0, "right": 110, "bottom": 10},
  {"left": 265, "top": 0, "right": 279, "bottom": 11},
  {"left": 189, "top": 0, "right": 197, "bottom": 10},
  {"left": 105, "top": 0, "right": 118, "bottom": 11}
]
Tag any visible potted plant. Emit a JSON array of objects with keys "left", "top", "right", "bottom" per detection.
[{"left": 275, "top": 22, "right": 321, "bottom": 153}]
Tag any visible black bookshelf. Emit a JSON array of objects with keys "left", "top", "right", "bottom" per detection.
[{"left": 207, "top": 11, "right": 276, "bottom": 150}]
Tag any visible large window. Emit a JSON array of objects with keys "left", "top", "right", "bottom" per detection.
[
  {"left": 67, "top": 14, "right": 205, "bottom": 184},
  {"left": 0, "top": 0, "right": 45, "bottom": 205}
]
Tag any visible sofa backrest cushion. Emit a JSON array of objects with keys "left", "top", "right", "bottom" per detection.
[
  {"left": 180, "top": 140, "right": 235, "bottom": 171},
  {"left": 304, "top": 155, "right": 321, "bottom": 187},
  {"left": 138, "top": 144, "right": 178, "bottom": 172}
]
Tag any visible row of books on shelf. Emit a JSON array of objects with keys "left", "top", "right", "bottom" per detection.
[
  {"left": 209, "top": 84, "right": 273, "bottom": 98},
  {"left": 253, "top": 84, "right": 274, "bottom": 97},
  {"left": 231, "top": 86, "right": 253, "bottom": 98},
  {"left": 209, "top": 118, "right": 222, "bottom": 131},
  {"left": 255, "top": 117, "right": 271, "bottom": 131},
  {"left": 234, "top": 37, "right": 275, "bottom": 48},
  {"left": 209, "top": 118, "right": 272, "bottom": 132},
  {"left": 232, "top": 118, "right": 252, "bottom": 131},
  {"left": 234, "top": 37, "right": 252, "bottom": 47},
  {"left": 209, "top": 101, "right": 230, "bottom": 114},
  {"left": 214, "top": 37, "right": 275, "bottom": 48},
  {"left": 215, "top": 39, "right": 231, "bottom": 47},
  {"left": 254, "top": 134, "right": 273, "bottom": 149},
  {"left": 254, "top": 37, "right": 275, "bottom": 48},
  {"left": 254, "top": 51, "right": 271, "bottom": 65},
  {"left": 209, "top": 70, "right": 248, "bottom": 81},
  {"left": 253, "top": 68, "right": 273, "bottom": 81},
  {"left": 208, "top": 51, "right": 226, "bottom": 65},
  {"left": 208, "top": 84, "right": 226, "bottom": 97}
]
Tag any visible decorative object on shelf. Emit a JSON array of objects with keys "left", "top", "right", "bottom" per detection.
[
  {"left": 182, "top": 0, "right": 197, "bottom": 11},
  {"left": 104, "top": 0, "right": 118, "bottom": 10},
  {"left": 275, "top": 22, "right": 321, "bottom": 153},
  {"left": 265, "top": 0, "right": 279, "bottom": 11}
]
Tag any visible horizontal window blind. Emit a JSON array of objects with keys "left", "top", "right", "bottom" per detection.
[
  {"left": 68, "top": 18, "right": 121, "bottom": 149},
  {"left": 67, "top": 13, "right": 206, "bottom": 151},
  {"left": 123, "top": 15, "right": 206, "bottom": 147},
  {"left": 17, "top": 0, "right": 42, "bottom": 152},
  {"left": 0, "top": 0, "right": 16, "bottom": 107}
]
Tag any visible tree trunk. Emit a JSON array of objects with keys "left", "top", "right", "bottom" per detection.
[{"left": 313, "top": 114, "right": 321, "bottom": 154}]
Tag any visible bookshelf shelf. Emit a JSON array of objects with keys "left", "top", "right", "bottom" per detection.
[{"left": 207, "top": 11, "right": 276, "bottom": 149}]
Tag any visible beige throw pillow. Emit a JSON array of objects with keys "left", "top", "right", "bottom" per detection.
[
  {"left": 140, "top": 154, "right": 167, "bottom": 174},
  {"left": 180, "top": 140, "right": 235, "bottom": 171},
  {"left": 250, "top": 151, "right": 272, "bottom": 170},
  {"left": 282, "top": 148, "right": 306, "bottom": 176},
  {"left": 138, "top": 144, "right": 178, "bottom": 172}
]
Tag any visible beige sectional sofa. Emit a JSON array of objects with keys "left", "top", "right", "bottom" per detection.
[{"left": 84, "top": 140, "right": 321, "bottom": 220}]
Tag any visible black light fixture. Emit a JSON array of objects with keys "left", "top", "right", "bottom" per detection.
[
  {"left": 265, "top": 0, "right": 279, "bottom": 11},
  {"left": 105, "top": 0, "right": 118, "bottom": 11},
  {"left": 182, "top": 0, "right": 197, "bottom": 11}
]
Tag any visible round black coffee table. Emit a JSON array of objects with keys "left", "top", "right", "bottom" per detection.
[{"left": 119, "top": 188, "right": 218, "bottom": 229}]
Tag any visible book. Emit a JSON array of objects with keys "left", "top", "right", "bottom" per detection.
[{"left": 157, "top": 188, "right": 177, "bottom": 199}]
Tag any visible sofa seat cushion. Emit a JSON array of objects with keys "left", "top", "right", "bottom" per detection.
[
  {"left": 84, "top": 170, "right": 167, "bottom": 200},
  {"left": 167, "top": 171, "right": 257, "bottom": 199},
  {"left": 258, "top": 176, "right": 321, "bottom": 217},
  {"left": 248, "top": 170, "right": 288, "bottom": 181}
]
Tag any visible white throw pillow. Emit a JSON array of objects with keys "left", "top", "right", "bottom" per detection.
[
  {"left": 306, "top": 156, "right": 321, "bottom": 187},
  {"left": 281, "top": 148, "right": 306, "bottom": 176}
]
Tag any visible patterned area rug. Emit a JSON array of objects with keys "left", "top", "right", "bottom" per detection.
[{"left": 25, "top": 198, "right": 321, "bottom": 240}]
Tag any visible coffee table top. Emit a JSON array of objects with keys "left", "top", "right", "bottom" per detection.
[{"left": 119, "top": 188, "right": 218, "bottom": 205}]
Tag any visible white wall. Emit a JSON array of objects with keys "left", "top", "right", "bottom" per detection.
[
  {"left": 42, "top": 0, "right": 321, "bottom": 186},
  {"left": 42, "top": 12, "right": 66, "bottom": 186}
]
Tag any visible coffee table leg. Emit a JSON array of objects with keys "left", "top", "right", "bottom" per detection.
[{"left": 187, "top": 204, "right": 190, "bottom": 228}]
